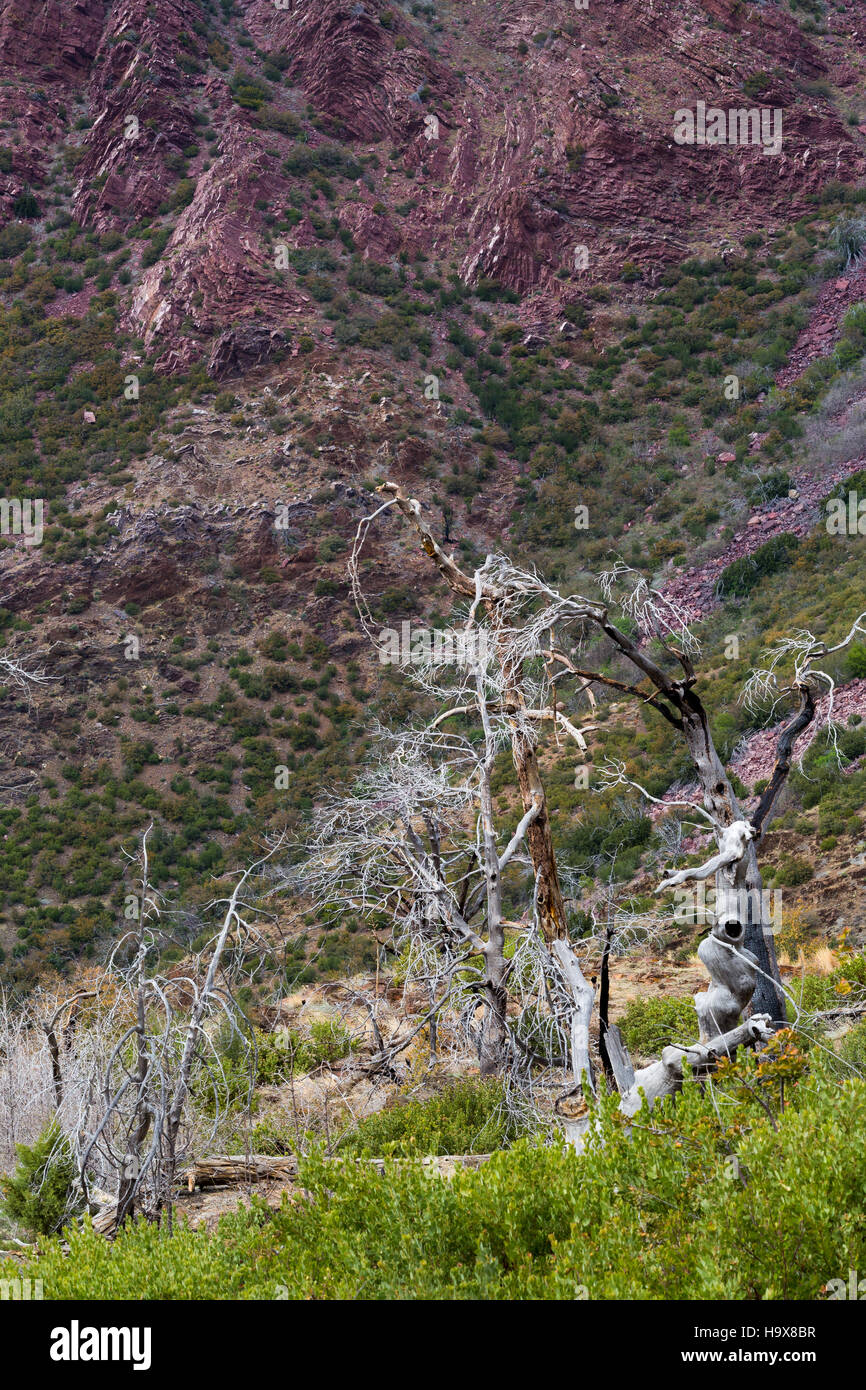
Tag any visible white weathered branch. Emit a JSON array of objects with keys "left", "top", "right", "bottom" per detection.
[{"left": 656, "top": 819, "right": 757, "bottom": 892}]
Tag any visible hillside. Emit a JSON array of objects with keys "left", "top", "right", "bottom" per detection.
[
  {"left": 0, "top": 1, "right": 866, "bottom": 1330},
  {"left": 0, "top": 0, "right": 865, "bottom": 991}
]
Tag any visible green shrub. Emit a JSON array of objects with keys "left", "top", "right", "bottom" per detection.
[
  {"left": 837, "top": 1020, "right": 866, "bottom": 1074},
  {"left": 141, "top": 228, "right": 171, "bottom": 268},
  {"left": 830, "top": 215, "right": 866, "bottom": 270},
  {"left": 743, "top": 71, "right": 773, "bottom": 98},
  {"left": 0, "top": 1120, "right": 80, "bottom": 1236},
  {"left": 791, "top": 952, "right": 866, "bottom": 1014},
  {"left": 308, "top": 1018, "right": 355, "bottom": 1066},
  {"left": 846, "top": 643, "right": 866, "bottom": 679},
  {"left": 718, "top": 532, "right": 799, "bottom": 598},
  {"left": 773, "top": 854, "right": 814, "bottom": 887},
  {"left": 618, "top": 994, "right": 698, "bottom": 1058},
  {"left": 12, "top": 192, "right": 40, "bottom": 219},
  {"left": 336, "top": 1077, "right": 517, "bottom": 1157},
  {"left": 9, "top": 1062, "right": 866, "bottom": 1299},
  {"left": 282, "top": 144, "right": 362, "bottom": 181},
  {"left": 0, "top": 222, "right": 32, "bottom": 258}
]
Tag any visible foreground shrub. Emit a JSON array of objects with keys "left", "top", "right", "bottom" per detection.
[
  {"left": 0, "top": 1121, "right": 80, "bottom": 1236},
  {"left": 335, "top": 1077, "right": 518, "bottom": 1157},
  {"left": 10, "top": 1058, "right": 865, "bottom": 1299}
]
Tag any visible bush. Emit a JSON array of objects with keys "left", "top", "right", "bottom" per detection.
[
  {"left": 618, "top": 995, "right": 698, "bottom": 1058},
  {"left": 10, "top": 1062, "right": 866, "bottom": 1299},
  {"left": 792, "top": 951, "right": 866, "bottom": 1014},
  {"left": 141, "top": 228, "right": 171, "bottom": 268},
  {"left": 0, "top": 222, "right": 32, "bottom": 258},
  {"left": 831, "top": 215, "right": 866, "bottom": 271},
  {"left": 335, "top": 1077, "right": 518, "bottom": 1157},
  {"left": 837, "top": 1020, "right": 866, "bottom": 1075},
  {"left": 1, "top": 1120, "right": 80, "bottom": 1236},
  {"left": 307, "top": 1018, "right": 355, "bottom": 1066},
  {"left": 718, "top": 532, "right": 799, "bottom": 598},
  {"left": 773, "top": 854, "right": 814, "bottom": 887},
  {"left": 12, "top": 192, "right": 40, "bottom": 219},
  {"left": 282, "top": 143, "right": 362, "bottom": 182},
  {"left": 846, "top": 642, "right": 866, "bottom": 678}
]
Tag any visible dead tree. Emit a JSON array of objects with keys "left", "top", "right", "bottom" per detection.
[
  {"left": 370, "top": 483, "right": 865, "bottom": 1023},
  {"left": 294, "top": 715, "right": 564, "bottom": 1078},
  {"left": 69, "top": 835, "right": 283, "bottom": 1229}
]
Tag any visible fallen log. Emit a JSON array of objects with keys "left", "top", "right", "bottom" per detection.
[
  {"left": 184, "top": 1151, "right": 494, "bottom": 1190},
  {"left": 185, "top": 1155, "right": 297, "bottom": 1190},
  {"left": 85, "top": 1152, "right": 496, "bottom": 1236}
]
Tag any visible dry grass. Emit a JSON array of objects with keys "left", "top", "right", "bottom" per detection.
[{"left": 778, "top": 943, "right": 839, "bottom": 973}]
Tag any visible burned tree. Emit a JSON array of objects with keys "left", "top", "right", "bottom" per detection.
[
  {"left": 60, "top": 833, "right": 284, "bottom": 1230},
  {"left": 371, "top": 484, "right": 865, "bottom": 1022},
  {"left": 298, "top": 482, "right": 866, "bottom": 1114}
]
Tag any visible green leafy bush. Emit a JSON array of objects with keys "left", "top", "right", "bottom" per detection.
[
  {"left": 718, "top": 533, "right": 799, "bottom": 598},
  {"left": 618, "top": 994, "right": 698, "bottom": 1058},
  {"left": 1, "top": 1121, "right": 80, "bottom": 1236},
  {"left": 837, "top": 1020, "right": 866, "bottom": 1073},
  {"left": 9, "top": 1062, "right": 866, "bottom": 1299},
  {"left": 772, "top": 854, "right": 814, "bottom": 887},
  {"left": 336, "top": 1078, "right": 518, "bottom": 1157},
  {"left": 846, "top": 643, "right": 866, "bottom": 678},
  {"left": 791, "top": 952, "right": 866, "bottom": 1014}
]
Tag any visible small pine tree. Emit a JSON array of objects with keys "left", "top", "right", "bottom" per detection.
[
  {"left": 12, "top": 191, "right": 39, "bottom": 219},
  {"left": 0, "top": 1120, "right": 80, "bottom": 1236}
]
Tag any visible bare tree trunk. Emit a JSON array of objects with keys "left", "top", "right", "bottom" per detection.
[
  {"left": 116, "top": 979, "right": 151, "bottom": 1227},
  {"left": 551, "top": 939, "right": 595, "bottom": 1094},
  {"left": 678, "top": 702, "right": 785, "bottom": 1020},
  {"left": 737, "top": 843, "right": 783, "bottom": 1020},
  {"left": 598, "top": 922, "right": 614, "bottom": 1082},
  {"left": 477, "top": 670, "right": 510, "bottom": 1075},
  {"left": 509, "top": 725, "right": 568, "bottom": 943}
]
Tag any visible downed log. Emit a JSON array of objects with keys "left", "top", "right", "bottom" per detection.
[
  {"left": 185, "top": 1155, "right": 297, "bottom": 1190},
  {"left": 184, "top": 1151, "right": 494, "bottom": 1190}
]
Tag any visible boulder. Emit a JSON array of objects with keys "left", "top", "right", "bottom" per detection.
[{"left": 208, "top": 325, "right": 288, "bottom": 381}]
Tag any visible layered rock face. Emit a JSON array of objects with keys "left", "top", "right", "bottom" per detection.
[
  {"left": 2, "top": 0, "right": 864, "bottom": 362},
  {"left": 0, "top": 0, "right": 105, "bottom": 83}
]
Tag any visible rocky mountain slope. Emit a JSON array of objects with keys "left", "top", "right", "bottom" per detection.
[{"left": 2, "top": 0, "right": 866, "bottom": 987}]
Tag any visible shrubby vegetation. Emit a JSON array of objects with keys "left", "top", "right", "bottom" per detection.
[
  {"left": 334, "top": 1078, "right": 518, "bottom": 1156},
  {"left": 0, "top": 1121, "right": 80, "bottom": 1237},
  {"left": 617, "top": 996, "right": 700, "bottom": 1058},
  {"left": 7, "top": 1056, "right": 864, "bottom": 1299}
]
